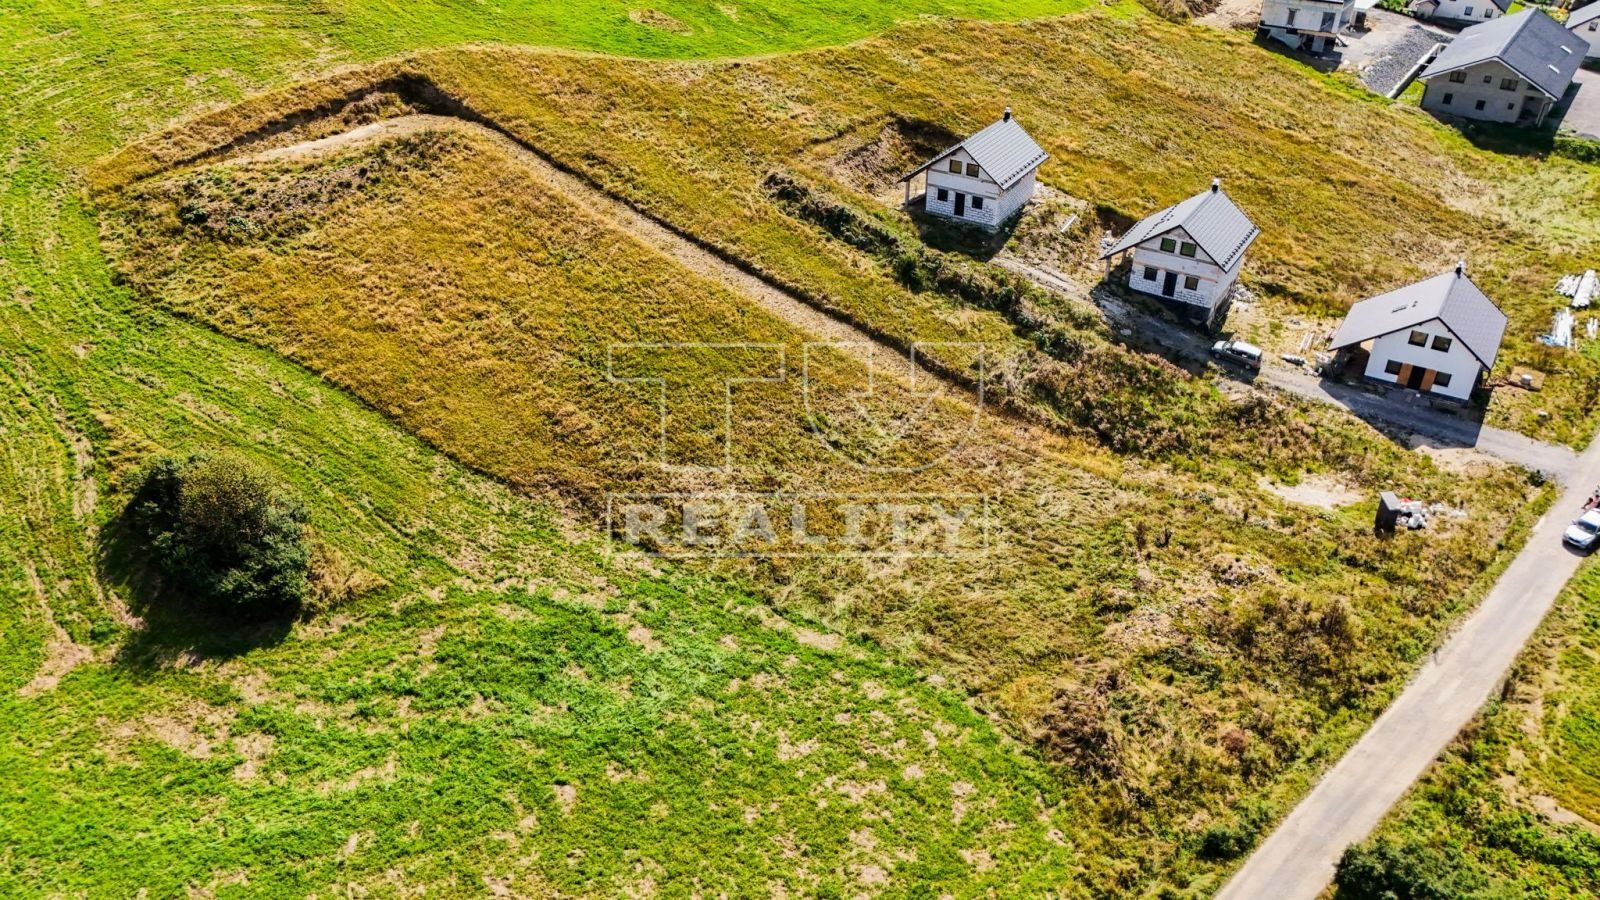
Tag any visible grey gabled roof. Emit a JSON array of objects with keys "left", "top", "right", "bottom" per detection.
[
  {"left": 1329, "top": 266, "right": 1508, "bottom": 369},
  {"left": 1568, "top": 2, "right": 1600, "bottom": 31},
  {"left": 1419, "top": 9, "right": 1582, "bottom": 100},
  {"left": 1098, "top": 180, "right": 1260, "bottom": 272},
  {"left": 901, "top": 113, "right": 1048, "bottom": 190}
]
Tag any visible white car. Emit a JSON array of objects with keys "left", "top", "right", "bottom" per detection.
[
  {"left": 1563, "top": 509, "right": 1600, "bottom": 551},
  {"left": 1210, "top": 339, "right": 1263, "bottom": 371}
]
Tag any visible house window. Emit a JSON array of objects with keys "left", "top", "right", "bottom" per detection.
[
  {"left": 1500, "top": 77, "right": 1518, "bottom": 91},
  {"left": 1321, "top": 11, "right": 1335, "bottom": 29},
  {"left": 1464, "top": 5, "right": 1473, "bottom": 15},
  {"left": 1443, "top": 92, "right": 1454, "bottom": 105},
  {"left": 1483, "top": 6, "right": 1492, "bottom": 15},
  {"left": 1159, "top": 237, "right": 1177, "bottom": 253},
  {"left": 1448, "top": 70, "right": 1467, "bottom": 83},
  {"left": 1143, "top": 265, "right": 1158, "bottom": 281},
  {"left": 1408, "top": 330, "right": 1428, "bottom": 346},
  {"left": 1482, "top": 74, "right": 1492, "bottom": 84},
  {"left": 971, "top": 196, "right": 984, "bottom": 210},
  {"left": 1433, "top": 371, "right": 1453, "bottom": 388},
  {"left": 1431, "top": 335, "right": 1452, "bottom": 352},
  {"left": 948, "top": 160, "right": 963, "bottom": 174},
  {"left": 1385, "top": 359, "right": 1403, "bottom": 375},
  {"left": 936, "top": 188, "right": 948, "bottom": 202},
  {"left": 1286, "top": 8, "right": 1297, "bottom": 25},
  {"left": 1179, "top": 242, "right": 1198, "bottom": 258},
  {"left": 965, "top": 162, "right": 980, "bottom": 177},
  {"left": 1474, "top": 99, "right": 1487, "bottom": 111},
  {"left": 1183, "top": 275, "right": 1200, "bottom": 290}
]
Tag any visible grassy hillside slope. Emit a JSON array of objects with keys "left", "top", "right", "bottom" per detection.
[
  {"left": 0, "top": 0, "right": 1100, "bottom": 896},
  {"left": 96, "top": 60, "right": 1545, "bottom": 893},
  {"left": 2, "top": 0, "right": 1595, "bottom": 895},
  {"left": 356, "top": 13, "right": 1600, "bottom": 444}
]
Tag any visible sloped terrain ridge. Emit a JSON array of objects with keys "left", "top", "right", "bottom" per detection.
[{"left": 91, "top": 21, "right": 1561, "bottom": 892}]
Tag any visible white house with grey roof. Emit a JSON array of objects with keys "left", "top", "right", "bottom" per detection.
[
  {"left": 1417, "top": 9, "right": 1582, "bottom": 127},
  {"left": 1099, "top": 179, "right": 1260, "bottom": 329},
  {"left": 1328, "top": 263, "right": 1507, "bottom": 401},
  {"left": 1409, "top": 0, "right": 1508, "bottom": 26},
  {"left": 899, "top": 109, "right": 1048, "bottom": 231},
  {"left": 1565, "top": 2, "right": 1600, "bottom": 61},
  {"left": 1258, "top": 0, "right": 1358, "bottom": 56}
]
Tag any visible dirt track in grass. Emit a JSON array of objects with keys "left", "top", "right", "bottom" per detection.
[{"left": 231, "top": 113, "right": 949, "bottom": 392}]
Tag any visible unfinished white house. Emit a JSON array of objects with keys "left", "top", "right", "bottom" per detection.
[
  {"left": 1417, "top": 9, "right": 1582, "bottom": 128},
  {"left": 1328, "top": 263, "right": 1507, "bottom": 402},
  {"left": 1258, "top": 0, "right": 1357, "bottom": 56},
  {"left": 1098, "top": 179, "right": 1260, "bottom": 330},
  {"left": 1409, "top": 0, "right": 1508, "bottom": 25},
  {"left": 899, "top": 109, "right": 1048, "bottom": 231},
  {"left": 1565, "top": 1, "right": 1600, "bottom": 61}
]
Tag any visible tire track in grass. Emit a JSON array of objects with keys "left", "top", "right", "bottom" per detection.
[{"left": 186, "top": 111, "right": 992, "bottom": 409}]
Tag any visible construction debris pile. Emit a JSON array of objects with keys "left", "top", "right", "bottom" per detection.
[
  {"left": 1541, "top": 308, "right": 1576, "bottom": 348},
  {"left": 1542, "top": 271, "right": 1600, "bottom": 348},
  {"left": 1376, "top": 491, "right": 1428, "bottom": 532},
  {"left": 1558, "top": 270, "right": 1598, "bottom": 308}
]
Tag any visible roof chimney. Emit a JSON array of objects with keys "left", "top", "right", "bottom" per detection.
[
  {"left": 1003, "top": 106, "right": 1012, "bottom": 122},
  {"left": 1455, "top": 259, "right": 1466, "bottom": 277},
  {"left": 1211, "top": 177, "right": 1221, "bottom": 194}
]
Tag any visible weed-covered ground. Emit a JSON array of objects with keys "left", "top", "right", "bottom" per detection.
[{"left": 1339, "top": 562, "right": 1600, "bottom": 898}]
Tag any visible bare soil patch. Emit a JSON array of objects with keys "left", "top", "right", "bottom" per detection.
[
  {"left": 629, "top": 9, "right": 691, "bottom": 33},
  {"left": 17, "top": 561, "right": 95, "bottom": 698},
  {"left": 825, "top": 115, "right": 959, "bottom": 200},
  {"left": 1257, "top": 474, "right": 1362, "bottom": 510}
]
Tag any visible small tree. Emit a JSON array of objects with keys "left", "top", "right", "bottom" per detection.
[
  {"left": 125, "top": 453, "right": 311, "bottom": 618},
  {"left": 1334, "top": 838, "right": 1485, "bottom": 899}
]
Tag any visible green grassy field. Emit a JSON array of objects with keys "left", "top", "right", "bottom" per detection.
[
  {"left": 1341, "top": 563, "right": 1600, "bottom": 898},
  {"left": 3, "top": 0, "right": 1599, "bottom": 895},
  {"left": 0, "top": 0, "right": 1100, "bottom": 896}
]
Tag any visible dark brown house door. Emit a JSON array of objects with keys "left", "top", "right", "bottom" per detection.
[
  {"left": 1406, "top": 366, "right": 1427, "bottom": 390},
  {"left": 1162, "top": 271, "right": 1178, "bottom": 297},
  {"left": 954, "top": 193, "right": 965, "bottom": 216}
]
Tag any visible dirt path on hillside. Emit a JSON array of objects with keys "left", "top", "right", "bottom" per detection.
[
  {"left": 230, "top": 114, "right": 948, "bottom": 396},
  {"left": 1199, "top": 0, "right": 1261, "bottom": 29}
]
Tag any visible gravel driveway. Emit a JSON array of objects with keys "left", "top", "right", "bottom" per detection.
[{"left": 1339, "top": 10, "right": 1452, "bottom": 96}]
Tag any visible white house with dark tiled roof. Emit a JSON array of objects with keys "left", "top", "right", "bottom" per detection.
[
  {"left": 1098, "top": 179, "right": 1260, "bottom": 329},
  {"left": 1409, "top": 0, "right": 1508, "bottom": 26},
  {"left": 1417, "top": 9, "right": 1582, "bottom": 127},
  {"left": 1258, "top": 0, "right": 1357, "bottom": 56},
  {"left": 1328, "top": 262, "right": 1507, "bottom": 402},
  {"left": 1565, "top": 1, "right": 1600, "bottom": 61},
  {"left": 899, "top": 109, "right": 1048, "bottom": 231}
]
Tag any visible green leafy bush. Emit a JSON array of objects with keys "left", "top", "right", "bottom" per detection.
[
  {"left": 1334, "top": 838, "right": 1486, "bottom": 899},
  {"left": 1197, "top": 801, "right": 1272, "bottom": 860},
  {"left": 125, "top": 453, "right": 311, "bottom": 618}
]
